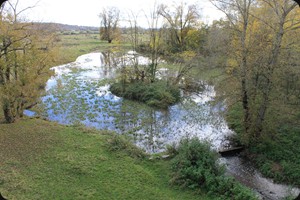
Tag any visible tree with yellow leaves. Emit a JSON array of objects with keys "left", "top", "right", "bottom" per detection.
[
  {"left": 0, "top": 2, "right": 58, "bottom": 123},
  {"left": 210, "top": 0, "right": 299, "bottom": 144}
]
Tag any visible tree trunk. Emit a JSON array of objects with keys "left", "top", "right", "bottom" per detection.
[
  {"left": 239, "top": 3, "right": 251, "bottom": 143},
  {"left": 0, "top": 0, "right": 7, "bottom": 7},
  {"left": 242, "top": 78, "right": 251, "bottom": 136},
  {"left": 3, "top": 104, "right": 15, "bottom": 123},
  {"left": 0, "top": 70, "right": 4, "bottom": 85},
  {"left": 254, "top": 86, "right": 270, "bottom": 139},
  {"left": 254, "top": 15, "right": 286, "bottom": 138},
  {"left": 1, "top": 97, "right": 22, "bottom": 123}
]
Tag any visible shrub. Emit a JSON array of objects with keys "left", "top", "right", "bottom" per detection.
[
  {"left": 170, "top": 138, "right": 222, "bottom": 188},
  {"left": 227, "top": 102, "right": 300, "bottom": 187},
  {"left": 248, "top": 126, "right": 300, "bottom": 186},
  {"left": 165, "top": 142, "right": 178, "bottom": 157},
  {"left": 170, "top": 137, "right": 257, "bottom": 200},
  {"left": 110, "top": 80, "right": 180, "bottom": 109}
]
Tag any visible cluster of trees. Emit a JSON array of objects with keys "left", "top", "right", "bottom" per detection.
[
  {"left": 2, "top": 0, "right": 297, "bottom": 145},
  {"left": 0, "top": 1, "right": 58, "bottom": 123},
  {"left": 208, "top": 0, "right": 300, "bottom": 145}
]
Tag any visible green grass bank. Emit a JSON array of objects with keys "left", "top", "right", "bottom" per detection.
[{"left": 0, "top": 118, "right": 213, "bottom": 200}]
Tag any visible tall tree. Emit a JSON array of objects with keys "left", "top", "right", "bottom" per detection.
[
  {"left": 252, "top": 0, "right": 298, "bottom": 137},
  {"left": 145, "top": 1, "right": 163, "bottom": 82},
  {"left": 99, "top": 7, "right": 120, "bottom": 43},
  {"left": 211, "top": 0, "right": 255, "bottom": 142},
  {"left": 126, "top": 10, "right": 140, "bottom": 52}
]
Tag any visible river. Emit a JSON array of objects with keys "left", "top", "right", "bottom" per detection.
[{"left": 33, "top": 52, "right": 299, "bottom": 199}]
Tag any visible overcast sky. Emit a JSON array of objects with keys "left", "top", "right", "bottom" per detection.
[{"left": 7, "top": 0, "right": 224, "bottom": 27}]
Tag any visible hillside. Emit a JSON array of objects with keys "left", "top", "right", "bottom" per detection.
[{"left": 31, "top": 22, "right": 99, "bottom": 32}]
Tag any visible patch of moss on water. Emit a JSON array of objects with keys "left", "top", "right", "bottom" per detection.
[{"left": 110, "top": 80, "right": 181, "bottom": 109}]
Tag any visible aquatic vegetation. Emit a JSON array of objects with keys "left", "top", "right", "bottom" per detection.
[{"left": 110, "top": 80, "right": 181, "bottom": 109}]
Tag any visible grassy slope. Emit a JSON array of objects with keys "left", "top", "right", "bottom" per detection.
[{"left": 0, "top": 118, "right": 212, "bottom": 200}]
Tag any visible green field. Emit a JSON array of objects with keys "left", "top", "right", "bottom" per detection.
[{"left": 56, "top": 33, "right": 132, "bottom": 65}]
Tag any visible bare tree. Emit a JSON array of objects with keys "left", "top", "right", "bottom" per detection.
[
  {"left": 145, "top": 1, "right": 162, "bottom": 82},
  {"left": 126, "top": 10, "right": 141, "bottom": 52},
  {"left": 99, "top": 7, "right": 120, "bottom": 43}
]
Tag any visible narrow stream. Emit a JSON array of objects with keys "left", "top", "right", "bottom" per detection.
[
  {"left": 32, "top": 52, "right": 299, "bottom": 199},
  {"left": 223, "top": 157, "right": 299, "bottom": 199}
]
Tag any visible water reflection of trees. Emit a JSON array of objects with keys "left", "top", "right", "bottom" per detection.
[
  {"left": 102, "top": 51, "right": 113, "bottom": 67},
  {"left": 114, "top": 100, "right": 171, "bottom": 153}
]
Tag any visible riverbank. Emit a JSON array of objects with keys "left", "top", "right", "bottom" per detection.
[
  {"left": 198, "top": 59, "right": 300, "bottom": 190},
  {"left": 226, "top": 104, "right": 300, "bottom": 188},
  {"left": 0, "top": 118, "right": 212, "bottom": 199}
]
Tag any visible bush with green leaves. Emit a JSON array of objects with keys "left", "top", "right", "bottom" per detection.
[
  {"left": 110, "top": 80, "right": 180, "bottom": 109},
  {"left": 170, "top": 137, "right": 257, "bottom": 200},
  {"left": 227, "top": 103, "right": 300, "bottom": 187},
  {"left": 248, "top": 126, "right": 300, "bottom": 187}
]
